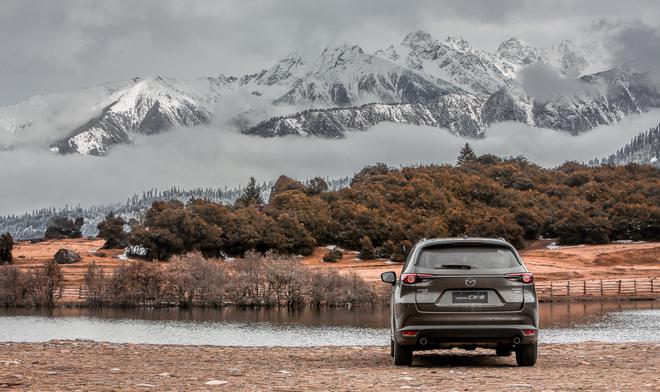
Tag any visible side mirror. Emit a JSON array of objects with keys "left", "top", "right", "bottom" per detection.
[{"left": 381, "top": 271, "right": 396, "bottom": 285}]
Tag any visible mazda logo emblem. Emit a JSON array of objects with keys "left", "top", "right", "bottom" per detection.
[{"left": 465, "top": 278, "right": 476, "bottom": 287}]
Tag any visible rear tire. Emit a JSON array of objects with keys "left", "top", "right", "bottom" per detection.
[
  {"left": 515, "top": 344, "right": 537, "bottom": 366},
  {"left": 496, "top": 346, "right": 512, "bottom": 357},
  {"left": 393, "top": 340, "right": 413, "bottom": 366}
]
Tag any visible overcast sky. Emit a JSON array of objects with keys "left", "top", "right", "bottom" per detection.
[{"left": 1, "top": 0, "right": 659, "bottom": 105}]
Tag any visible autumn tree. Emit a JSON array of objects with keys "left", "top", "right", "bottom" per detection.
[
  {"left": 0, "top": 232, "right": 13, "bottom": 264},
  {"left": 97, "top": 213, "right": 129, "bottom": 249},
  {"left": 306, "top": 177, "right": 329, "bottom": 195}
]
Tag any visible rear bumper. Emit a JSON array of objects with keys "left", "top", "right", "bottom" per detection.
[{"left": 396, "top": 325, "right": 538, "bottom": 346}]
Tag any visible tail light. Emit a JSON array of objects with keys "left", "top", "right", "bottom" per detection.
[
  {"left": 401, "top": 273, "right": 435, "bottom": 284},
  {"left": 401, "top": 330, "right": 417, "bottom": 336},
  {"left": 506, "top": 272, "right": 534, "bottom": 284},
  {"left": 522, "top": 329, "right": 536, "bottom": 336}
]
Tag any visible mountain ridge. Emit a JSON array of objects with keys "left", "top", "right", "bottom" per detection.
[{"left": 1, "top": 30, "right": 657, "bottom": 155}]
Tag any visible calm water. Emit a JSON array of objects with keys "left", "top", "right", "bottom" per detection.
[{"left": 0, "top": 301, "right": 658, "bottom": 346}]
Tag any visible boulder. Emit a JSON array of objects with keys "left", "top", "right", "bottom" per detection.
[{"left": 53, "top": 248, "right": 82, "bottom": 264}]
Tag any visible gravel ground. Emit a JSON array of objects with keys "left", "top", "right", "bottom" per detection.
[{"left": 0, "top": 341, "right": 658, "bottom": 391}]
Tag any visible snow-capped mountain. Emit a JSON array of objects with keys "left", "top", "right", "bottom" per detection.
[
  {"left": 247, "top": 67, "right": 658, "bottom": 138},
  {"left": 377, "top": 31, "right": 515, "bottom": 96},
  {"left": 50, "top": 76, "right": 235, "bottom": 155},
  {"left": 0, "top": 30, "right": 656, "bottom": 155}
]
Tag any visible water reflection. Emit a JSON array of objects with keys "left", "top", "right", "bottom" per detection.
[{"left": 0, "top": 300, "right": 657, "bottom": 345}]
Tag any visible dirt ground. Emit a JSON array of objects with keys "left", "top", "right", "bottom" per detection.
[
  {"left": 302, "top": 241, "right": 660, "bottom": 283},
  {"left": 0, "top": 341, "right": 657, "bottom": 391}
]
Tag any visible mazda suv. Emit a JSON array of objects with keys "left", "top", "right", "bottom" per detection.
[{"left": 381, "top": 238, "right": 539, "bottom": 366}]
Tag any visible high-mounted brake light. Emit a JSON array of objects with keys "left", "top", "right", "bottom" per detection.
[
  {"left": 506, "top": 272, "right": 534, "bottom": 284},
  {"left": 401, "top": 273, "right": 435, "bottom": 284}
]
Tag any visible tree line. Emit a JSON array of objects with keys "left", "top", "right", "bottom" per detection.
[{"left": 93, "top": 146, "right": 659, "bottom": 261}]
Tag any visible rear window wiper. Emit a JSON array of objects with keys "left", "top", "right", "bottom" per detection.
[{"left": 437, "top": 264, "right": 472, "bottom": 269}]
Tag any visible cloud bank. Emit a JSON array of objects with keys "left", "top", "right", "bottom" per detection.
[
  {"left": 0, "top": 0, "right": 658, "bottom": 105},
  {"left": 1, "top": 110, "right": 659, "bottom": 215}
]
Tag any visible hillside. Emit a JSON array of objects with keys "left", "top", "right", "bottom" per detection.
[{"left": 591, "top": 123, "right": 660, "bottom": 167}]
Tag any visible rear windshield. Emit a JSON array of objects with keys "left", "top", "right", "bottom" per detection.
[{"left": 415, "top": 246, "right": 520, "bottom": 270}]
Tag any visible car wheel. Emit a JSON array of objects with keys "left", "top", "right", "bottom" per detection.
[
  {"left": 393, "top": 340, "right": 413, "bottom": 366},
  {"left": 496, "top": 346, "right": 512, "bottom": 356},
  {"left": 515, "top": 344, "right": 537, "bottom": 366},
  {"left": 390, "top": 339, "right": 394, "bottom": 357}
]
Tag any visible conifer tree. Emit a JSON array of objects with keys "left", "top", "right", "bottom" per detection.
[
  {"left": 457, "top": 142, "right": 477, "bottom": 166},
  {"left": 235, "top": 177, "right": 264, "bottom": 208}
]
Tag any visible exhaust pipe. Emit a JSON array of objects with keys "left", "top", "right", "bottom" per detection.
[
  {"left": 419, "top": 337, "right": 428, "bottom": 346},
  {"left": 513, "top": 336, "right": 521, "bottom": 345}
]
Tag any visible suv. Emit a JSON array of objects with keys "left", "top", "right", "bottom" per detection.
[{"left": 381, "top": 238, "right": 538, "bottom": 367}]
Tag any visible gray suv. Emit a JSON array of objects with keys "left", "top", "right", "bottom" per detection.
[{"left": 381, "top": 238, "right": 538, "bottom": 366}]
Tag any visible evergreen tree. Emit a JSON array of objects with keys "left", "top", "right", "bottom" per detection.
[
  {"left": 0, "top": 232, "right": 13, "bottom": 264},
  {"left": 457, "top": 142, "right": 477, "bottom": 166},
  {"left": 235, "top": 177, "right": 264, "bottom": 208}
]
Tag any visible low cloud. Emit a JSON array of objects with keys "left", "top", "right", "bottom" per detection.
[
  {"left": 609, "top": 21, "right": 660, "bottom": 84},
  {"left": 517, "top": 64, "right": 595, "bottom": 101},
  {"left": 1, "top": 110, "right": 659, "bottom": 215}
]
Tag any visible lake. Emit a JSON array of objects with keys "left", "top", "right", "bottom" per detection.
[{"left": 0, "top": 300, "right": 658, "bottom": 346}]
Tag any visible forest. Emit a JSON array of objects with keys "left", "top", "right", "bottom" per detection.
[{"left": 116, "top": 147, "right": 659, "bottom": 261}]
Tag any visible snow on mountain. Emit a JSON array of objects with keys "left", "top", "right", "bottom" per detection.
[
  {"left": 497, "top": 36, "right": 611, "bottom": 78},
  {"left": 246, "top": 65, "right": 659, "bottom": 138},
  {"left": 376, "top": 31, "right": 515, "bottom": 96},
  {"left": 49, "top": 76, "right": 236, "bottom": 155},
  {"left": 270, "top": 43, "right": 462, "bottom": 107},
  {"left": 0, "top": 30, "right": 655, "bottom": 155},
  {"left": 244, "top": 94, "right": 485, "bottom": 138}
]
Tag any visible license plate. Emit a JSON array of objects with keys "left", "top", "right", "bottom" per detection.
[{"left": 452, "top": 291, "right": 488, "bottom": 304}]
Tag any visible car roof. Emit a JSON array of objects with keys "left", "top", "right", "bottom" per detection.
[{"left": 415, "top": 237, "right": 514, "bottom": 248}]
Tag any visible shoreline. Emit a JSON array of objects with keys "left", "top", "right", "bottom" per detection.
[
  {"left": 1, "top": 341, "right": 658, "bottom": 391},
  {"left": 3, "top": 293, "right": 659, "bottom": 308}
]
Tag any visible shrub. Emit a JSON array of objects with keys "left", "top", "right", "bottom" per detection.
[
  {"left": 322, "top": 248, "right": 343, "bottom": 262},
  {"left": 0, "top": 266, "right": 28, "bottom": 306},
  {"left": 163, "top": 253, "right": 227, "bottom": 306},
  {"left": 29, "top": 260, "right": 64, "bottom": 306},
  {"left": 358, "top": 235, "right": 376, "bottom": 260}
]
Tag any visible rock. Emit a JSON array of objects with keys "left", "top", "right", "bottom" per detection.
[
  {"left": 54, "top": 248, "right": 82, "bottom": 264},
  {"left": 136, "top": 383, "right": 156, "bottom": 388},
  {"left": 205, "top": 379, "right": 229, "bottom": 386}
]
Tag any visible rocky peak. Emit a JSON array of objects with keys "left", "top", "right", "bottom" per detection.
[
  {"left": 445, "top": 35, "right": 472, "bottom": 52},
  {"left": 497, "top": 37, "right": 544, "bottom": 66},
  {"left": 314, "top": 44, "right": 364, "bottom": 70},
  {"left": 259, "top": 53, "right": 305, "bottom": 85},
  {"left": 401, "top": 30, "right": 438, "bottom": 53}
]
